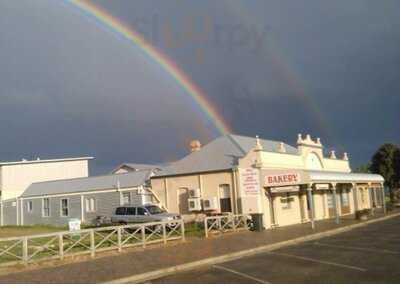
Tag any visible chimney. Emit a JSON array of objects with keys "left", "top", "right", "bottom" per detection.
[{"left": 189, "top": 140, "right": 202, "bottom": 152}]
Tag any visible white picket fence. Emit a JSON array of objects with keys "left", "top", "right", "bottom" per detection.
[
  {"left": 0, "top": 220, "right": 184, "bottom": 266},
  {"left": 204, "top": 214, "right": 250, "bottom": 238}
]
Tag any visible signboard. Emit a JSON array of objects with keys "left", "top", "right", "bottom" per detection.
[
  {"left": 68, "top": 219, "right": 81, "bottom": 232},
  {"left": 270, "top": 186, "right": 300, "bottom": 194},
  {"left": 265, "top": 173, "right": 300, "bottom": 187},
  {"left": 314, "top": 184, "right": 330, "bottom": 190},
  {"left": 239, "top": 168, "right": 260, "bottom": 195}
]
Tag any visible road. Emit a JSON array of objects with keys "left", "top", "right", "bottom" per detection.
[{"left": 149, "top": 216, "right": 400, "bottom": 284}]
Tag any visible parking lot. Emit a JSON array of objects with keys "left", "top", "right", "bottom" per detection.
[{"left": 150, "top": 216, "right": 400, "bottom": 283}]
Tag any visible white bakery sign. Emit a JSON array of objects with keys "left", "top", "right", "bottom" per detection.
[
  {"left": 239, "top": 168, "right": 260, "bottom": 195},
  {"left": 265, "top": 173, "right": 301, "bottom": 187}
]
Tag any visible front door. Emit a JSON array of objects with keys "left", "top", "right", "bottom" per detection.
[
  {"left": 327, "top": 191, "right": 336, "bottom": 217},
  {"left": 340, "top": 189, "right": 350, "bottom": 214},
  {"left": 177, "top": 188, "right": 189, "bottom": 214}
]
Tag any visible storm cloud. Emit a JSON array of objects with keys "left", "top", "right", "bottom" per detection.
[{"left": 0, "top": 0, "right": 399, "bottom": 174}]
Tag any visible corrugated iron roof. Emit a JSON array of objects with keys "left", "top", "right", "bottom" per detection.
[
  {"left": 21, "top": 170, "right": 150, "bottom": 198},
  {"left": 155, "top": 134, "right": 298, "bottom": 177}
]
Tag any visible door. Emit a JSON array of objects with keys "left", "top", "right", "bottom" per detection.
[
  {"left": 177, "top": 188, "right": 189, "bottom": 214},
  {"left": 327, "top": 191, "right": 336, "bottom": 217},
  {"left": 219, "top": 184, "right": 232, "bottom": 213},
  {"left": 340, "top": 189, "right": 350, "bottom": 214}
]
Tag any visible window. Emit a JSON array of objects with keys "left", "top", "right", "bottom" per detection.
[
  {"left": 126, "top": 207, "right": 136, "bottom": 215},
  {"left": 43, "top": 198, "right": 50, "bottom": 217},
  {"left": 116, "top": 207, "right": 126, "bottom": 215},
  {"left": 137, "top": 207, "right": 146, "bottom": 215},
  {"left": 281, "top": 193, "right": 294, "bottom": 210},
  {"left": 341, "top": 190, "right": 349, "bottom": 207},
  {"left": 145, "top": 205, "right": 165, "bottom": 214},
  {"left": 27, "top": 201, "right": 33, "bottom": 213},
  {"left": 219, "top": 184, "right": 232, "bottom": 213},
  {"left": 122, "top": 192, "right": 131, "bottom": 205},
  {"left": 85, "top": 198, "right": 96, "bottom": 212},
  {"left": 61, "top": 199, "right": 69, "bottom": 217}
]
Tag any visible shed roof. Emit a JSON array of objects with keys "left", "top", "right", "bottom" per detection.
[{"left": 21, "top": 170, "right": 151, "bottom": 198}]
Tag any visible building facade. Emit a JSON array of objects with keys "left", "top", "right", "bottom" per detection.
[
  {"left": 151, "top": 134, "right": 384, "bottom": 228},
  {"left": 3, "top": 170, "right": 156, "bottom": 226},
  {"left": 0, "top": 157, "right": 92, "bottom": 226},
  {"left": 0, "top": 157, "right": 92, "bottom": 200}
]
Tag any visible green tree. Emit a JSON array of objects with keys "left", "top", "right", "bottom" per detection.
[
  {"left": 354, "top": 162, "right": 371, "bottom": 173},
  {"left": 394, "top": 147, "right": 400, "bottom": 189},
  {"left": 370, "top": 143, "right": 400, "bottom": 201}
]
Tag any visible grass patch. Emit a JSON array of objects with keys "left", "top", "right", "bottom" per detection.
[
  {"left": 184, "top": 222, "right": 205, "bottom": 238},
  {"left": 0, "top": 225, "right": 65, "bottom": 238}
]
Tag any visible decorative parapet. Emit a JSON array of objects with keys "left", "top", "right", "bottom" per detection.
[
  {"left": 277, "top": 142, "right": 286, "bottom": 153},
  {"left": 297, "top": 133, "right": 322, "bottom": 148},
  {"left": 329, "top": 150, "right": 337, "bottom": 159},
  {"left": 254, "top": 135, "right": 263, "bottom": 152},
  {"left": 343, "top": 152, "right": 349, "bottom": 161}
]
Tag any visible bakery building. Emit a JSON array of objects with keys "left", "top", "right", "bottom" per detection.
[{"left": 150, "top": 134, "right": 385, "bottom": 228}]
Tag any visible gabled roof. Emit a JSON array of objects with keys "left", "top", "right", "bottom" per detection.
[
  {"left": 111, "top": 163, "right": 165, "bottom": 174},
  {"left": 155, "top": 134, "right": 297, "bottom": 177},
  {"left": 22, "top": 170, "right": 151, "bottom": 198}
]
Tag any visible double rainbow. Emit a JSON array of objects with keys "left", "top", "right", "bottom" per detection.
[{"left": 64, "top": 0, "right": 232, "bottom": 135}]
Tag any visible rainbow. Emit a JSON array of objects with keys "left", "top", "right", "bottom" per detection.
[{"left": 63, "top": 0, "right": 231, "bottom": 135}]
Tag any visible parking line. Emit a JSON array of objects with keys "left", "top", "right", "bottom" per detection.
[
  {"left": 213, "top": 264, "right": 272, "bottom": 284},
  {"left": 267, "top": 252, "right": 367, "bottom": 272},
  {"left": 314, "top": 242, "right": 400, "bottom": 255}
]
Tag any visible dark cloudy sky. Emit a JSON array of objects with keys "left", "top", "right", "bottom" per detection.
[{"left": 0, "top": 0, "right": 399, "bottom": 174}]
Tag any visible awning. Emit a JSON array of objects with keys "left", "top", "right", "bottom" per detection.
[
  {"left": 307, "top": 170, "right": 384, "bottom": 183},
  {"left": 261, "top": 169, "right": 384, "bottom": 188}
]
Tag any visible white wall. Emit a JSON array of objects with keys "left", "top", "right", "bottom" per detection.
[{"left": 0, "top": 160, "right": 89, "bottom": 200}]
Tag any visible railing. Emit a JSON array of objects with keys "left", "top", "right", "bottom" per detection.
[
  {"left": 204, "top": 214, "right": 250, "bottom": 238},
  {"left": 0, "top": 219, "right": 184, "bottom": 266}
]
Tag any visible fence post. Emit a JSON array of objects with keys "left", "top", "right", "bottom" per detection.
[
  {"left": 162, "top": 223, "right": 167, "bottom": 245},
  {"left": 141, "top": 225, "right": 146, "bottom": 248},
  {"left": 232, "top": 215, "right": 237, "bottom": 232},
  {"left": 218, "top": 218, "right": 222, "bottom": 233},
  {"left": 22, "top": 237, "right": 28, "bottom": 264},
  {"left": 117, "top": 227, "right": 122, "bottom": 252},
  {"left": 181, "top": 220, "right": 185, "bottom": 242},
  {"left": 59, "top": 233, "right": 64, "bottom": 260},
  {"left": 244, "top": 215, "right": 249, "bottom": 230},
  {"left": 90, "top": 230, "right": 95, "bottom": 258},
  {"left": 204, "top": 218, "right": 209, "bottom": 238}
]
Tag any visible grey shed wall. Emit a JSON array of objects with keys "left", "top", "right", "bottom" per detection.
[
  {"left": 20, "top": 189, "right": 146, "bottom": 227},
  {"left": 3, "top": 199, "right": 17, "bottom": 225},
  {"left": 83, "top": 191, "right": 121, "bottom": 224},
  {"left": 83, "top": 190, "right": 144, "bottom": 224},
  {"left": 23, "top": 195, "right": 81, "bottom": 227}
]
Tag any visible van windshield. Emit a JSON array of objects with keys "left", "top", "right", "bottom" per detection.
[{"left": 145, "top": 205, "right": 165, "bottom": 215}]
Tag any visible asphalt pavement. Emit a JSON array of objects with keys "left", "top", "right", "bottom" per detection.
[{"left": 149, "top": 216, "right": 400, "bottom": 284}]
